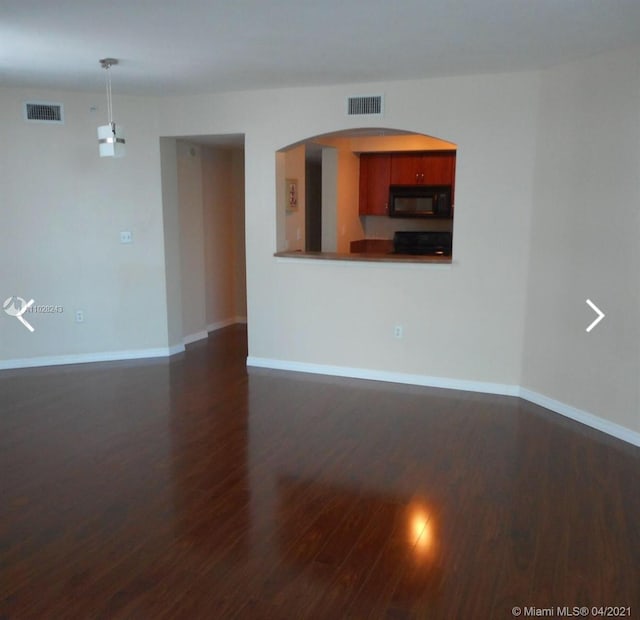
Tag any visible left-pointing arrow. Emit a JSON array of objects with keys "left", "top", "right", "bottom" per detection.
[{"left": 585, "top": 299, "right": 605, "bottom": 333}]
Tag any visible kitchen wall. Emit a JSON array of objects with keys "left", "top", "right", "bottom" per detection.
[
  {"left": 522, "top": 46, "right": 640, "bottom": 433},
  {"left": 348, "top": 134, "right": 455, "bottom": 153},
  {"left": 316, "top": 137, "right": 362, "bottom": 253},
  {"left": 363, "top": 216, "right": 453, "bottom": 240},
  {"left": 321, "top": 147, "right": 338, "bottom": 252},
  {"left": 278, "top": 144, "right": 306, "bottom": 252}
]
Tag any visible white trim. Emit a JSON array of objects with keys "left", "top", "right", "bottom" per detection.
[
  {"left": 518, "top": 388, "right": 640, "bottom": 448},
  {"left": 246, "top": 356, "right": 640, "bottom": 448},
  {"left": 246, "top": 356, "right": 519, "bottom": 396},
  {"left": 0, "top": 318, "right": 248, "bottom": 371},
  {"left": 0, "top": 346, "right": 182, "bottom": 370},
  {"left": 183, "top": 330, "right": 209, "bottom": 345}
]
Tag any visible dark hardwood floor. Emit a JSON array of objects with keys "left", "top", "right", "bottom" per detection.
[{"left": 1, "top": 324, "right": 639, "bottom": 619}]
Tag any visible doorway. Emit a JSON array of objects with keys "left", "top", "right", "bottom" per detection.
[{"left": 160, "top": 134, "right": 247, "bottom": 349}]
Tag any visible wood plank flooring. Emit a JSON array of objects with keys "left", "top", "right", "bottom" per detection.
[{"left": 1, "top": 324, "right": 639, "bottom": 619}]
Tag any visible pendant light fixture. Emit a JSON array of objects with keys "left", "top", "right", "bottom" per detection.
[{"left": 97, "top": 58, "right": 126, "bottom": 157}]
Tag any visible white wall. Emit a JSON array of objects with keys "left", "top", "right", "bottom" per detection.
[
  {"left": 202, "top": 145, "right": 247, "bottom": 328},
  {"left": 522, "top": 46, "right": 640, "bottom": 433},
  {"left": 0, "top": 87, "right": 171, "bottom": 363},
  {"left": 158, "top": 72, "right": 538, "bottom": 387},
  {"left": 231, "top": 149, "right": 247, "bottom": 317},
  {"left": 177, "top": 140, "right": 207, "bottom": 342},
  {"left": 159, "top": 138, "right": 183, "bottom": 350}
]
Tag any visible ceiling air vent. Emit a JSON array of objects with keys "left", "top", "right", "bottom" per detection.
[
  {"left": 24, "top": 101, "right": 64, "bottom": 124},
  {"left": 346, "top": 95, "right": 384, "bottom": 117}
]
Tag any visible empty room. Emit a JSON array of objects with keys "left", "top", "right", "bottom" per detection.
[{"left": 1, "top": 1, "right": 639, "bottom": 618}]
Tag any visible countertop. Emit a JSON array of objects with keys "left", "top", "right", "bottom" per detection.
[{"left": 273, "top": 250, "right": 452, "bottom": 264}]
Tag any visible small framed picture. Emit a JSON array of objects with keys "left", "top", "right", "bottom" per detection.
[{"left": 285, "top": 178, "right": 298, "bottom": 212}]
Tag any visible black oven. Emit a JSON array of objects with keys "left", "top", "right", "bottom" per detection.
[
  {"left": 393, "top": 231, "right": 452, "bottom": 256},
  {"left": 389, "top": 185, "right": 452, "bottom": 218}
]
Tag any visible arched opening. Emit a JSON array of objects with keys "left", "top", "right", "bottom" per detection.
[{"left": 275, "top": 128, "right": 457, "bottom": 260}]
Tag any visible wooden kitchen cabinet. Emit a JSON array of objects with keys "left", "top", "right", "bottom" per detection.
[
  {"left": 359, "top": 150, "right": 456, "bottom": 216},
  {"left": 358, "top": 153, "right": 391, "bottom": 215},
  {"left": 390, "top": 151, "right": 456, "bottom": 186}
]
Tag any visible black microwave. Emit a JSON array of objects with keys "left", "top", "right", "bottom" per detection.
[{"left": 388, "top": 185, "right": 452, "bottom": 218}]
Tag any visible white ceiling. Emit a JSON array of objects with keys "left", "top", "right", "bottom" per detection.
[{"left": 2, "top": 0, "right": 640, "bottom": 96}]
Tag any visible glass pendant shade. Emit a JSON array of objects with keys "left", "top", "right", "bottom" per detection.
[{"left": 98, "top": 122, "right": 126, "bottom": 158}]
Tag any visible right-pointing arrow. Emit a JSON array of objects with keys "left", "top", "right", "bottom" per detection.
[{"left": 585, "top": 299, "right": 605, "bottom": 333}]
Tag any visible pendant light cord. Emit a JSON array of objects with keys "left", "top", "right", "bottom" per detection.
[{"left": 104, "top": 65, "right": 114, "bottom": 128}]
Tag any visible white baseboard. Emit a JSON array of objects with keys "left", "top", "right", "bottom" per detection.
[
  {"left": 246, "top": 356, "right": 640, "bottom": 448},
  {"left": 0, "top": 318, "right": 249, "bottom": 371},
  {"left": 518, "top": 388, "right": 640, "bottom": 447},
  {"left": 169, "top": 344, "right": 186, "bottom": 356},
  {"left": 0, "top": 346, "right": 183, "bottom": 370},
  {"left": 246, "top": 356, "right": 519, "bottom": 396},
  {"left": 183, "top": 330, "right": 209, "bottom": 345},
  {"left": 5, "top": 341, "right": 636, "bottom": 448}
]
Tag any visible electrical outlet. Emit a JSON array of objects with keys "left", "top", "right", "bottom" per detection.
[
  {"left": 120, "top": 231, "right": 133, "bottom": 244},
  {"left": 394, "top": 325, "right": 403, "bottom": 339},
  {"left": 75, "top": 310, "right": 84, "bottom": 323}
]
